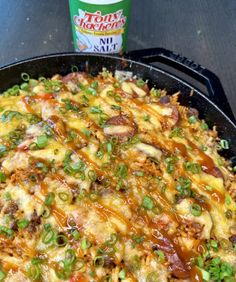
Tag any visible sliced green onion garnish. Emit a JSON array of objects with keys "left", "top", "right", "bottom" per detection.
[
  {"left": 184, "top": 162, "right": 201, "bottom": 174},
  {"left": 27, "top": 264, "right": 41, "bottom": 280},
  {"left": 105, "top": 233, "right": 118, "bottom": 246},
  {"left": 17, "top": 218, "right": 29, "bottom": 229},
  {"left": 65, "top": 249, "right": 76, "bottom": 265},
  {"left": 201, "top": 122, "right": 209, "bottom": 130},
  {"left": 188, "top": 115, "right": 197, "bottom": 124},
  {"left": 81, "top": 128, "right": 91, "bottom": 137},
  {"left": 0, "top": 172, "right": 6, "bottom": 183},
  {"left": 154, "top": 250, "right": 165, "bottom": 262},
  {"left": 45, "top": 192, "right": 55, "bottom": 206},
  {"left": 210, "top": 239, "right": 218, "bottom": 251},
  {"left": 91, "top": 81, "right": 98, "bottom": 89},
  {"left": 150, "top": 88, "right": 160, "bottom": 97},
  {"left": 94, "top": 256, "right": 104, "bottom": 267},
  {"left": 71, "top": 229, "right": 80, "bottom": 241},
  {"left": 142, "top": 196, "right": 154, "bottom": 210},
  {"left": 0, "top": 225, "right": 14, "bottom": 237},
  {"left": 197, "top": 267, "right": 210, "bottom": 281},
  {"left": 42, "top": 229, "right": 55, "bottom": 244},
  {"left": 36, "top": 135, "right": 48, "bottom": 149},
  {"left": 58, "top": 192, "right": 70, "bottom": 202},
  {"left": 81, "top": 238, "right": 91, "bottom": 250},
  {"left": 111, "top": 104, "right": 121, "bottom": 110},
  {"left": 21, "top": 72, "right": 30, "bottom": 81},
  {"left": 71, "top": 65, "right": 78, "bottom": 72},
  {"left": 118, "top": 269, "right": 126, "bottom": 280},
  {"left": 86, "top": 87, "right": 97, "bottom": 96},
  {"left": 0, "top": 270, "right": 5, "bottom": 281},
  {"left": 220, "top": 139, "right": 229, "bottom": 149},
  {"left": 146, "top": 271, "right": 159, "bottom": 282},
  {"left": 88, "top": 170, "right": 97, "bottom": 182},
  {"left": 136, "top": 79, "right": 145, "bottom": 87},
  {"left": 55, "top": 234, "right": 68, "bottom": 247},
  {"left": 20, "top": 82, "right": 29, "bottom": 91},
  {"left": 0, "top": 144, "right": 7, "bottom": 157},
  {"left": 134, "top": 171, "right": 144, "bottom": 177},
  {"left": 190, "top": 203, "right": 202, "bottom": 216}
]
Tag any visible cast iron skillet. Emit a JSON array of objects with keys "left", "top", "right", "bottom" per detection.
[{"left": 0, "top": 48, "right": 236, "bottom": 164}]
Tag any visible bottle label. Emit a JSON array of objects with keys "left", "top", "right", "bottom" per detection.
[{"left": 69, "top": 0, "right": 131, "bottom": 53}]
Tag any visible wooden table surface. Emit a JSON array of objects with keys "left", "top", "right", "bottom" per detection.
[{"left": 0, "top": 0, "right": 235, "bottom": 115}]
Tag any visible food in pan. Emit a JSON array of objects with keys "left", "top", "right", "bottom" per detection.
[{"left": 0, "top": 69, "right": 235, "bottom": 282}]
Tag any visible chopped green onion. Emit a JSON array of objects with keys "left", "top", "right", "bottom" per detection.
[
  {"left": 111, "top": 104, "right": 121, "bottom": 110},
  {"left": 210, "top": 240, "right": 218, "bottom": 251},
  {"left": 81, "top": 238, "right": 91, "bottom": 250},
  {"left": 201, "top": 122, "right": 209, "bottom": 130},
  {"left": 0, "top": 225, "right": 14, "bottom": 238},
  {"left": 142, "top": 196, "right": 154, "bottom": 210},
  {"left": 27, "top": 264, "right": 41, "bottom": 280},
  {"left": 198, "top": 267, "right": 210, "bottom": 281},
  {"left": 42, "top": 229, "right": 55, "bottom": 244},
  {"left": 20, "top": 82, "right": 29, "bottom": 91},
  {"left": 58, "top": 192, "right": 70, "bottom": 202},
  {"left": 42, "top": 206, "right": 51, "bottom": 218},
  {"left": 0, "top": 144, "right": 7, "bottom": 157},
  {"left": 44, "top": 223, "right": 51, "bottom": 230},
  {"left": 17, "top": 219, "right": 29, "bottom": 229},
  {"left": 114, "top": 82, "right": 120, "bottom": 88},
  {"left": 0, "top": 270, "right": 6, "bottom": 281},
  {"left": 55, "top": 234, "right": 68, "bottom": 247},
  {"left": 44, "top": 192, "right": 55, "bottom": 206},
  {"left": 1, "top": 111, "right": 22, "bottom": 122},
  {"left": 134, "top": 171, "right": 144, "bottom": 177},
  {"left": 65, "top": 249, "right": 76, "bottom": 265},
  {"left": 154, "top": 250, "right": 165, "bottom": 262},
  {"left": 143, "top": 114, "right": 150, "bottom": 121},
  {"left": 81, "top": 128, "right": 91, "bottom": 137},
  {"left": 205, "top": 185, "right": 213, "bottom": 191},
  {"left": 225, "top": 195, "right": 231, "bottom": 205},
  {"left": 188, "top": 115, "right": 197, "bottom": 124},
  {"left": 0, "top": 172, "right": 6, "bottom": 183},
  {"left": 150, "top": 88, "right": 160, "bottom": 97},
  {"left": 114, "top": 95, "right": 122, "bottom": 102},
  {"left": 184, "top": 162, "right": 201, "bottom": 174},
  {"left": 91, "top": 81, "right": 98, "bottom": 89},
  {"left": 106, "top": 142, "right": 113, "bottom": 154},
  {"left": 118, "top": 269, "right": 126, "bottom": 280},
  {"left": 90, "top": 106, "right": 103, "bottom": 114},
  {"left": 36, "top": 135, "right": 48, "bottom": 149},
  {"left": 94, "top": 256, "right": 104, "bottom": 267},
  {"left": 146, "top": 271, "right": 159, "bottom": 282},
  {"left": 136, "top": 79, "right": 145, "bottom": 87},
  {"left": 190, "top": 203, "right": 202, "bottom": 216},
  {"left": 29, "top": 79, "right": 38, "bottom": 87},
  {"left": 220, "top": 139, "right": 229, "bottom": 149},
  {"left": 71, "top": 229, "right": 80, "bottom": 241},
  {"left": 105, "top": 233, "right": 118, "bottom": 246},
  {"left": 88, "top": 170, "right": 97, "bottom": 182},
  {"left": 116, "top": 164, "right": 128, "bottom": 179},
  {"left": 167, "top": 162, "right": 174, "bottom": 174},
  {"left": 31, "top": 257, "right": 43, "bottom": 265},
  {"left": 86, "top": 87, "right": 97, "bottom": 96},
  {"left": 169, "top": 127, "right": 184, "bottom": 138},
  {"left": 71, "top": 65, "right": 78, "bottom": 72},
  {"left": 21, "top": 72, "right": 30, "bottom": 81}
]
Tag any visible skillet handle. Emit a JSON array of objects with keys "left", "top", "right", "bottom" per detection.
[{"left": 126, "top": 48, "right": 235, "bottom": 122}]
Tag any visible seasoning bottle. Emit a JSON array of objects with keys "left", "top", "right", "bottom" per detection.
[{"left": 69, "top": 0, "right": 131, "bottom": 53}]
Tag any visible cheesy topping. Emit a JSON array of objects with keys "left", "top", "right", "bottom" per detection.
[{"left": 0, "top": 70, "right": 235, "bottom": 282}]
